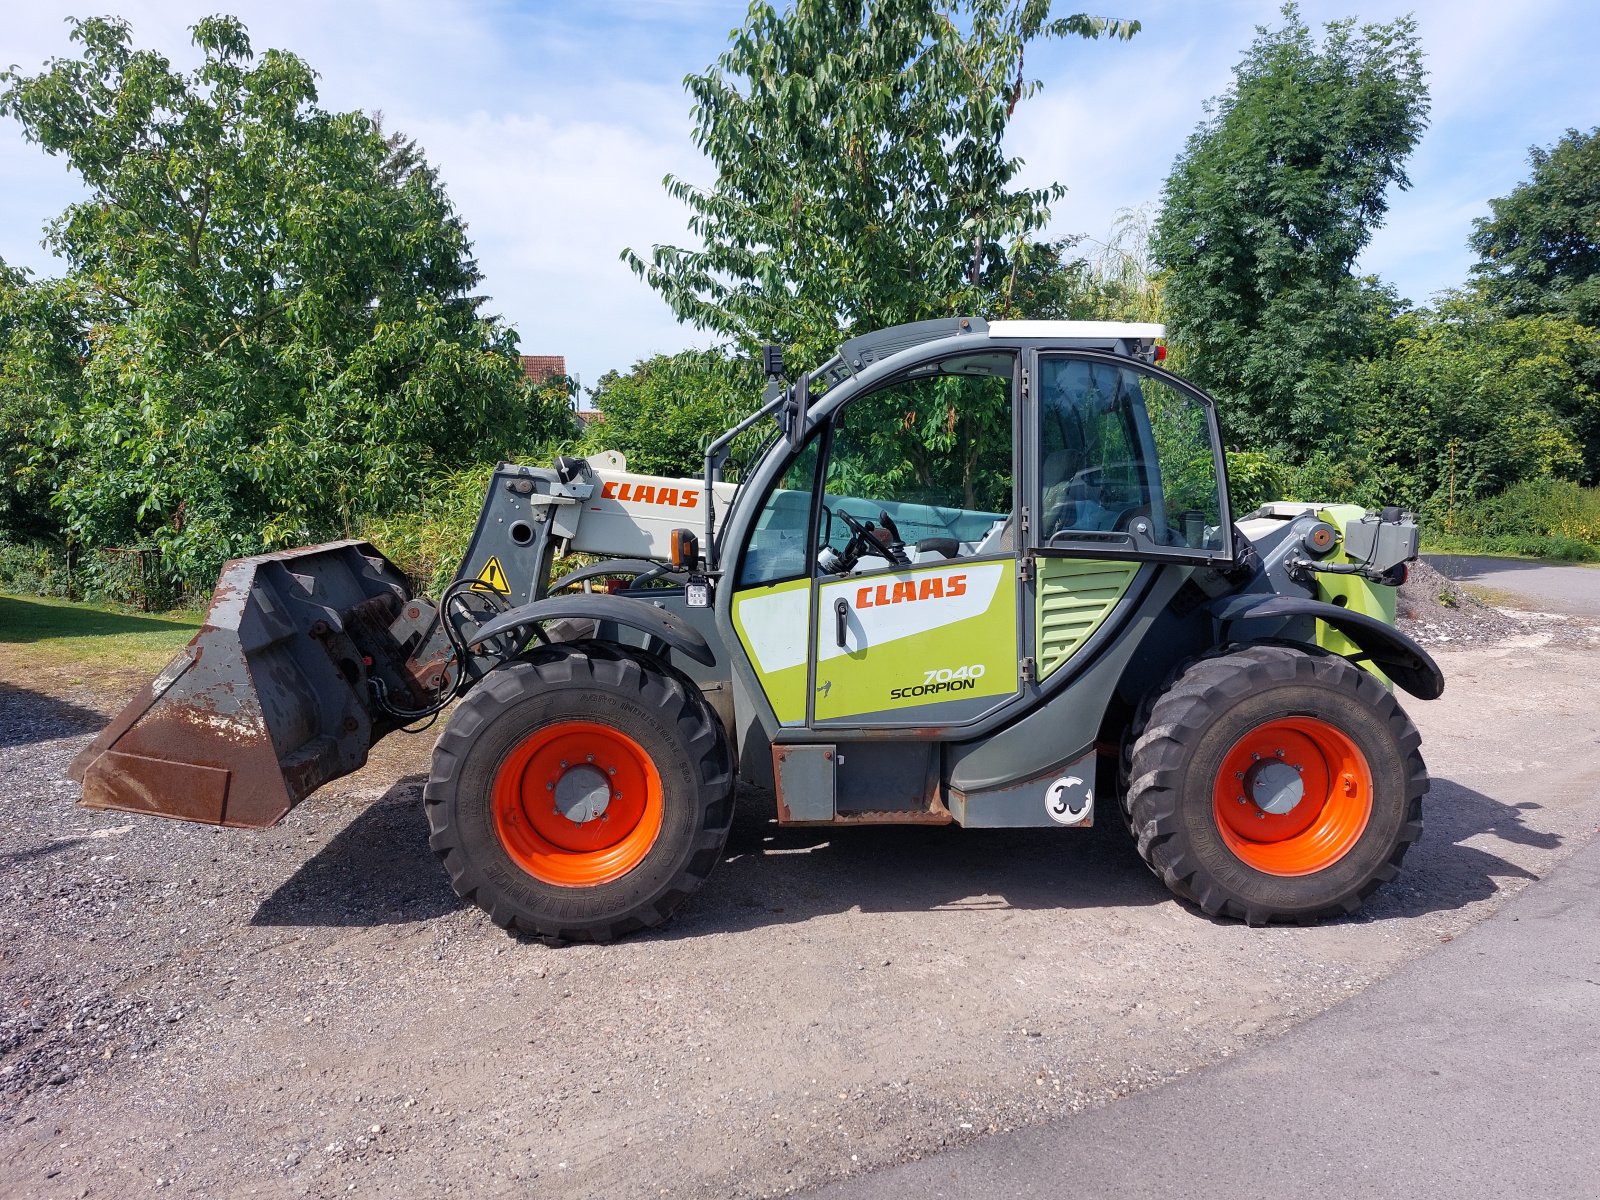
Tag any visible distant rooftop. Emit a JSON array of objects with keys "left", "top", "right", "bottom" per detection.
[{"left": 520, "top": 355, "right": 566, "bottom": 385}]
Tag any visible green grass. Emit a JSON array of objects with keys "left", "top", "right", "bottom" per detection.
[
  {"left": 0, "top": 592, "right": 202, "bottom": 675},
  {"left": 1421, "top": 531, "right": 1600, "bottom": 563}
]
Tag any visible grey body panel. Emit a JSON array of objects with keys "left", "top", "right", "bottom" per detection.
[
  {"left": 947, "top": 745, "right": 1098, "bottom": 828},
  {"left": 1209, "top": 593, "right": 1444, "bottom": 699},
  {"left": 944, "top": 565, "right": 1188, "bottom": 794},
  {"left": 471, "top": 593, "right": 718, "bottom": 667}
]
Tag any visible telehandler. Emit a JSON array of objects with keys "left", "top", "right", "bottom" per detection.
[{"left": 71, "top": 318, "right": 1442, "bottom": 942}]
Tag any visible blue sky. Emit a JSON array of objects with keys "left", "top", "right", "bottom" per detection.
[{"left": 3, "top": 1, "right": 1597, "bottom": 392}]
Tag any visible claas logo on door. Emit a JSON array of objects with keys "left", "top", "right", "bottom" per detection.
[
  {"left": 856, "top": 574, "right": 967, "bottom": 609},
  {"left": 601, "top": 481, "right": 699, "bottom": 509}
]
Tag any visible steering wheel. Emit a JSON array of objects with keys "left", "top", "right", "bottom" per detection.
[{"left": 831, "top": 509, "right": 884, "bottom": 573}]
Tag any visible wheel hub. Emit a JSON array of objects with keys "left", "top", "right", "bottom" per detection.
[
  {"left": 1245, "top": 757, "right": 1304, "bottom": 815},
  {"left": 553, "top": 764, "right": 612, "bottom": 823},
  {"left": 490, "top": 720, "right": 664, "bottom": 887},
  {"left": 1212, "top": 716, "right": 1374, "bottom": 877}
]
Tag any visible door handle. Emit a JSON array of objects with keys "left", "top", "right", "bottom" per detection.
[{"left": 834, "top": 597, "right": 849, "bottom": 648}]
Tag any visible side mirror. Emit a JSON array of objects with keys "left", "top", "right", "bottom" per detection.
[{"left": 780, "top": 371, "right": 810, "bottom": 451}]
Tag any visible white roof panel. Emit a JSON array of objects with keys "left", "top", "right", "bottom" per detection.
[{"left": 987, "top": 320, "right": 1165, "bottom": 340}]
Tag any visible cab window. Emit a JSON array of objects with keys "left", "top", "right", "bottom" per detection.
[
  {"left": 735, "top": 439, "right": 821, "bottom": 587},
  {"left": 1037, "top": 356, "right": 1226, "bottom": 556},
  {"left": 818, "top": 353, "right": 1014, "bottom": 569}
]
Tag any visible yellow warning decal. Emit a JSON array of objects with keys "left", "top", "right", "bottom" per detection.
[{"left": 471, "top": 555, "right": 510, "bottom": 594}]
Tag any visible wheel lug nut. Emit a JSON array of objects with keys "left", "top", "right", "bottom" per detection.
[
  {"left": 607, "top": 767, "right": 616, "bottom": 776},
  {"left": 1275, "top": 749, "right": 1285, "bottom": 758},
  {"left": 1235, "top": 771, "right": 1244, "bottom": 780},
  {"left": 586, "top": 754, "right": 595, "bottom": 763},
  {"left": 559, "top": 760, "right": 568, "bottom": 769}
]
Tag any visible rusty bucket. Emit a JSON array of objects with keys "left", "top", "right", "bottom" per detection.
[{"left": 69, "top": 541, "right": 423, "bottom": 828}]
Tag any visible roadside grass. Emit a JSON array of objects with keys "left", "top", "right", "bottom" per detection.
[
  {"left": 0, "top": 593, "right": 201, "bottom": 677},
  {"left": 1422, "top": 532, "right": 1600, "bottom": 563}
]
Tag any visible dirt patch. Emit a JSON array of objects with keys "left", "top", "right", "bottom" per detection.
[{"left": 5, "top": 640, "right": 1600, "bottom": 1198}]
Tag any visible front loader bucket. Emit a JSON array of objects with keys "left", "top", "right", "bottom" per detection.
[{"left": 69, "top": 541, "right": 422, "bottom": 829}]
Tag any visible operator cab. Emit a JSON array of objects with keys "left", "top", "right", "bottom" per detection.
[{"left": 736, "top": 319, "right": 1228, "bottom": 588}]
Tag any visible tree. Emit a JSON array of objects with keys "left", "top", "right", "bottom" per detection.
[
  {"left": 0, "top": 261, "right": 84, "bottom": 542},
  {"left": 623, "top": 0, "right": 1138, "bottom": 369},
  {"left": 1470, "top": 127, "right": 1600, "bottom": 325},
  {"left": 1326, "top": 296, "right": 1599, "bottom": 512},
  {"left": 583, "top": 350, "right": 764, "bottom": 478},
  {"left": 1152, "top": 3, "right": 1427, "bottom": 448},
  {"left": 0, "top": 17, "right": 565, "bottom": 585}
]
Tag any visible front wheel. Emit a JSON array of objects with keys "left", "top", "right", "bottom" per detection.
[
  {"left": 424, "top": 642, "right": 734, "bottom": 942},
  {"left": 1126, "top": 644, "right": 1427, "bottom": 925}
]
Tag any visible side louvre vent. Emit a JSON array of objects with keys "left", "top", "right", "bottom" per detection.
[{"left": 1035, "top": 559, "right": 1140, "bottom": 679}]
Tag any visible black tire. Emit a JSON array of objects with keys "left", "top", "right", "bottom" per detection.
[
  {"left": 424, "top": 641, "right": 734, "bottom": 942},
  {"left": 1126, "top": 643, "right": 1426, "bottom": 925}
]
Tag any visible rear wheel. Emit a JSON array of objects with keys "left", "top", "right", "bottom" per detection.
[
  {"left": 425, "top": 642, "right": 734, "bottom": 942},
  {"left": 1126, "top": 644, "right": 1426, "bottom": 924}
]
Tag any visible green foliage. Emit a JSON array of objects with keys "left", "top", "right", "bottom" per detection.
[
  {"left": 1326, "top": 301, "right": 1600, "bottom": 515},
  {"left": 582, "top": 349, "right": 766, "bottom": 479},
  {"left": 1153, "top": 3, "right": 1427, "bottom": 448},
  {"left": 1224, "top": 450, "right": 1288, "bottom": 514},
  {"left": 0, "top": 261, "right": 82, "bottom": 542},
  {"left": 1453, "top": 477, "right": 1600, "bottom": 545},
  {"left": 830, "top": 363, "right": 1012, "bottom": 512},
  {"left": 1470, "top": 127, "right": 1600, "bottom": 325},
  {"left": 1062, "top": 205, "right": 1166, "bottom": 325},
  {"left": 0, "top": 17, "right": 569, "bottom": 589},
  {"left": 357, "top": 464, "right": 504, "bottom": 595},
  {"left": 623, "top": 0, "right": 1137, "bottom": 368}
]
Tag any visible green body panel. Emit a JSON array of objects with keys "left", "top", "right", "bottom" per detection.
[
  {"left": 1034, "top": 558, "right": 1140, "bottom": 679},
  {"left": 1316, "top": 503, "right": 1397, "bottom": 684},
  {"left": 731, "top": 578, "right": 811, "bottom": 726},
  {"left": 813, "top": 561, "right": 1018, "bottom": 722}
]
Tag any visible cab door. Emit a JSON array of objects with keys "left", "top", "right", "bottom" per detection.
[{"left": 806, "top": 351, "right": 1023, "bottom": 729}]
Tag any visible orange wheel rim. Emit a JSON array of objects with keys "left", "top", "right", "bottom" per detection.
[
  {"left": 1211, "top": 716, "right": 1372, "bottom": 877},
  {"left": 491, "top": 721, "right": 664, "bottom": 887}
]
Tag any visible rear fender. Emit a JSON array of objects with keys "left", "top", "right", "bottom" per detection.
[
  {"left": 1207, "top": 594, "right": 1444, "bottom": 700},
  {"left": 468, "top": 593, "right": 716, "bottom": 667}
]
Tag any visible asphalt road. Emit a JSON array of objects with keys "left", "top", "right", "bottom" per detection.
[
  {"left": 1426, "top": 553, "right": 1600, "bottom": 616},
  {"left": 811, "top": 830, "right": 1600, "bottom": 1200}
]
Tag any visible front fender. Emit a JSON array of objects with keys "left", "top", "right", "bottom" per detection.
[
  {"left": 467, "top": 593, "right": 716, "bottom": 666},
  {"left": 1208, "top": 594, "right": 1444, "bottom": 701}
]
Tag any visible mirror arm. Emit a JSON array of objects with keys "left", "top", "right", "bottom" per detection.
[{"left": 703, "top": 384, "right": 790, "bottom": 572}]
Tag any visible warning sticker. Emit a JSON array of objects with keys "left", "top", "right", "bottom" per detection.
[{"left": 471, "top": 555, "right": 510, "bottom": 595}]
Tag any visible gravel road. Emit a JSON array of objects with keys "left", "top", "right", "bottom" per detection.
[{"left": 3, "top": 622, "right": 1600, "bottom": 1199}]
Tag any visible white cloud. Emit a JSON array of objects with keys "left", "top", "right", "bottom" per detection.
[{"left": 401, "top": 106, "right": 715, "bottom": 388}]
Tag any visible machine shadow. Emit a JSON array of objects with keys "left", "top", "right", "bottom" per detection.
[
  {"left": 647, "top": 790, "right": 1173, "bottom": 942},
  {"left": 250, "top": 773, "right": 1562, "bottom": 937},
  {"left": 1361, "top": 777, "right": 1559, "bottom": 921},
  {"left": 251, "top": 775, "right": 463, "bottom": 927},
  {"left": 0, "top": 682, "right": 107, "bottom": 749}
]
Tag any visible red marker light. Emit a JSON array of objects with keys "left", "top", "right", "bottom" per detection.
[{"left": 1154, "top": 344, "right": 1168, "bottom": 363}]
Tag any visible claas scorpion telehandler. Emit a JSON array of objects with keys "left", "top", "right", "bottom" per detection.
[{"left": 71, "top": 318, "right": 1442, "bottom": 942}]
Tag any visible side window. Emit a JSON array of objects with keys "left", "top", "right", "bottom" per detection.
[
  {"left": 735, "top": 440, "right": 820, "bottom": 587},
  {"left": 820, "top": 353, "right": 1015, "bottom": 566},
  {"left": 1037, "top": 357, "right": 1225, "bottom": 554}
]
